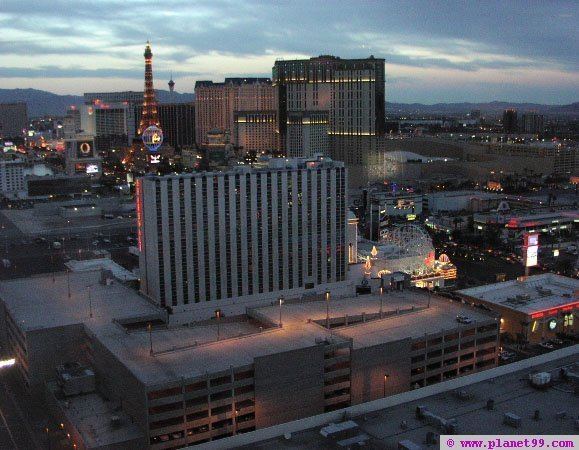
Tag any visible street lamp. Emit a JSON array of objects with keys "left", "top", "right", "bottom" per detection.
[
  {"left": 148, "top": 322, "right": 153, "bottom": 356},
  {"left": 278, "top": 297, "right": 284, "bottom": 328},
  {"left": 383, "top": 374, "right": 389, "bottom": 397},
  {"left": 215, "top": 309, "right": 222, "bottom": 340},
  {"left": 67, "top": 268, "right": 71, "bottom": 299},
  {"left": 325, "top": 291, "right": 331, "bottom": 329},
  {"left": 88, "top": 286, "right": 92, "bottom": 318},
  {"left": 379, "top": 286, "right": 384, "bottom": 318}
]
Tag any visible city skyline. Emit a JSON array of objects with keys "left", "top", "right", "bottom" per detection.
[{"left": 1, "top": 0, "right": 578, "bottom": 104}]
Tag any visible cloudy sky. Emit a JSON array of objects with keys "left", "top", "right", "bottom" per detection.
[{"left": 1, "top": 0, "right": 578, "bottom": 103}]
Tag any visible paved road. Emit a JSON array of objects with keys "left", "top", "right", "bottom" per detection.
[{"left": 0, "top": 219, "right": 137, "bottom": 280}]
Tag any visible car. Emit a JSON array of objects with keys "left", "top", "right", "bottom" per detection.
[
  {"left": 456, "top": 315, "right": 473, "bottom": 324},
  {"left": 538, "top": 342, "right": 554, "bottom": 350},
  {"left": 499, "top": 350, "right": 515, "bottom": 360},
  {"left": 551, "top": 338, "right": 564, "bottom": 346}
]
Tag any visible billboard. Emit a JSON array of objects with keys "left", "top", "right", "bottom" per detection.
[
  {"left": 523, "top": 233, "right": 539, "bottom": 267},
  {"left": 86, "top": 164, "right": 99, "bottom": 174}
]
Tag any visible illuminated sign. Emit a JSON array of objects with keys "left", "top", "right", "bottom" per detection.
[
  {"left": 135, "top": 180, "right": 144, "bottom": 252},
  {"left": 76, "top": 141, "right": 93, "bottom": 158},
  {"left": 149, "top": 154, "right": 161, "bottom": 164},
  {"left": 548, "top": 319, "right": 557, "bottom": 330},
  {"left": 396, "top": 199, "right": 414, "bottom": 209},
  {"left": 523, "top": 232, "right": 539, "bottom": 267},
  {"left": 407, "top": 214, "right": 417, "bottom": 221},
  {"left": 86, "top": 164, "right": 99, "bottom": 174},
  {"left": 530, "top": 301, "right": 579, "bottom": 320},
  {"left": 142, "top": 125, "right": 163, "bottom": 153}
]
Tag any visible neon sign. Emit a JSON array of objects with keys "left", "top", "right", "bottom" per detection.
[{"left": 142, "top": 125, "right": 163, "bottom": 153}]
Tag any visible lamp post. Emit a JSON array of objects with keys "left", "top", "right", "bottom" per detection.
[
  {"left": 215, "top": 309, "right": 222, "bottom": 340},
  {"left": 278, "top": 297, "right": 284, "bottom": 328},
  {"left": 67, "top": 268, "right": 71, "bottom": 299},
  {"left": 325, "top": 291, "right": 331, "bottom": 329},
  {"left": 88, "top": 286, "right": 93, "bottom": 318},
  {"left": 379, "top": 286, "right": 384, "bottom": 318},
  {"left": 148, "top": 322, "right": 153, "bottom": 356},
  {"left": 45, "top": 426, "right": 51, "bottom": 450}
]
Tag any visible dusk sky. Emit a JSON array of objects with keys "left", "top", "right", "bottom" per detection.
[{"left": 1, "top": 0, "right": 578, "bottom": 104}]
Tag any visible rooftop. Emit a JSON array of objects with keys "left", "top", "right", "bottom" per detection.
[
  {"left": 247, "top": 353, "right": 579, "bottom": 449},
  {"left": 0, "top": 271, "right": 159, "bottom": 332},
  {"left": 0, "top": 271, "right": 494, "bottom": 387},
  {"left": 458, "top": 273, "right": 579, "bottom": 315},
  {"left": 46, "top": 382, "right": 144, "bottom": 448},
  {"left": 254, "top": 291, "right": 495, "bottom": 350}
]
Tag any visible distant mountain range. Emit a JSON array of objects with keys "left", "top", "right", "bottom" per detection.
[
  {"left": 0, "top": 88, "right": 195, "bottom": 117},
  {"left": 0, "top": 88, "right": 577, "bottom": 118},
  {"left": 385, "top": 101, "right": 579, "bottom": 117}
]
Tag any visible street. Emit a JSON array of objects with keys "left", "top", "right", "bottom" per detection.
[{"left": 0, "top": 212, "right": 137, "bottom": 280}]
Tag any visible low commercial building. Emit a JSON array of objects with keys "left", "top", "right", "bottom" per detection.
[
  {"left": 26, "top": 174, "right": 94, "bottom": 199},
  {"left": 424, "top": 190, "right": 502, "bottom": 214},
  {"left": 0, "top": 270, "right": 498, "bottom": 449},
  {"left": 458, "top": 273, "right": 578, "bottom": 343},
  {"left": 474, "top": 210, "right": 579, "bottom": 241}
]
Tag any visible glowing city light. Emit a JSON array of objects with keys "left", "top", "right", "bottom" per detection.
[{"left": 0, "top": 358, "right": 16, "bottom": 369}]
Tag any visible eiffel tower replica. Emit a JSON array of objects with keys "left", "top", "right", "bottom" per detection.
[{"left": 128, "top": 41, "right": 162, "bottom": 172}]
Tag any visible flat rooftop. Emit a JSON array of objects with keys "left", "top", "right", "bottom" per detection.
[
  {"left": 458, "top": 273, "right": 579, "bottom": 315},
  {"left": 0, "top": 271, "right": 495, "bottom": 388},
  {"left": 0, "top": 270, "right": 160, "bottom": 331},
  {"left": 253, "top": 290, "right": 495, "bottom": 349},
  {"left": 46, "top": 382, "right": 144, "bottom": 448},
  {"left": 248, "top": 353, "right": 579, "bottom": 449}
]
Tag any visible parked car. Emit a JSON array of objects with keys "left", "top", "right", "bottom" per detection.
[
  {"left": 456, "top": 315, "right": 473, "bottom": 324},
  {"left": 538, "top": 342, "right": 554, "bottom": 350}
]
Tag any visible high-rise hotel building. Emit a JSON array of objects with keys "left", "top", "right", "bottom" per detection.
[
  {"left": 136, "top": 156, "right": 347, "bottom": 313},
  {"left": 273, "top": 56, "right": 385, "bottom": 186},
  {"left": 194, "top": 78, "right": 275, "bottom": 146}
]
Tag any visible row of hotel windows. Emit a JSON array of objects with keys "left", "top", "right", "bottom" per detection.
[{"left": 153, "top": 170, "right": 346, "bottom": 306}]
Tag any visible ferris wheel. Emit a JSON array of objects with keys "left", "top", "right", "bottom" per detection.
[{"left": 379, "top": 224, "right": 435, "bottom": 273}]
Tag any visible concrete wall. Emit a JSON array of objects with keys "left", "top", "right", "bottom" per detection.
[
  {"left": 194, "top": 344, "right": 579, "bottom": 450},
  {"left": 87, "top": 332, "right": 149, "bottom": 434},
  {"left": 254, "top": 345, "right": 326, "bottom": 428},
  {"left": 351, "top": 338, "right": 412, "bottom": 403}
]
